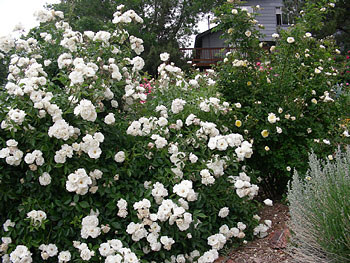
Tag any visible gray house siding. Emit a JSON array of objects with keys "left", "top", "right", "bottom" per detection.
[
  {"left": 241, "top": 0, "right": 285, "bottom": 41},
  {"left": 191, "top": 0, "right": 289, "bottom": 67},
  {"left": 200, "top": 31, "right": 225, "bottom": 48}
]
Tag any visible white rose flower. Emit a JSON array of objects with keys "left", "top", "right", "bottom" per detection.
[
  {"left": 104, "top": 113, "right": 115, "bottom": 125},
  {"left": 218, "top": 207, "right": 229, "bottom": 218},
  {"left": 189, "top": 153, "right": 198, "bottom": 163},
  {"left": 160, "top": 52, "right": 170, "bottom": 62},
  {"left": 287, "top": 37, "right": 295, "bottom": 43},
  {"left": 80, "top": 248, "right": 93, "bottom": 261},
  {"left": 3, "top": 219, "right": 15, "bottom": 232},
  {"left": 74, "top": 99, "right": 97, "bottom": 122},
  {"left": 39, "top": 172, "right": 51, "bottom": 186},
  {"left": 267, "top": 113, "right": 277, "bottom": 124},
  {"left": 24, "top": 153, "right": 35, "bottom": 164},
  {"left": 88, "top": 147, "right": 102, "bottom": 159},
  {"left": 58, "top": 251, "right": 71, "bottom": 263},
  {"left": 157, "top": 117, "right": 168, "bottom": 127},
  {"left": 111, "top": 100, "right": 119, "bottom": 108},
  {"left": 263, "top": 199, "right": 273, "bottom": 206},
  {"left": 114, "top": 151, "right": 126, "bottom": 163}
]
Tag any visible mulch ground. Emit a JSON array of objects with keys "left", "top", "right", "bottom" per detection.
[{"left": 216, "top": 203, "right": 292, "bottom": 263}]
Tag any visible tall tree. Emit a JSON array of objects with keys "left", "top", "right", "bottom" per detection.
[{"left": 50, "top": 0, "right": 225, "bottom": 75}]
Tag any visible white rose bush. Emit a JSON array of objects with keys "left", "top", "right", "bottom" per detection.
[
  {"left": 0, "top": 6, "right": 265, "bottom": 263},
  {"left": 213, "top": 0, "right": 347, "bottom": 196}
]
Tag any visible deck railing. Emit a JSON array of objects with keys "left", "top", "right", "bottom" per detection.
[{"left": 179, "top": 47, "right": 233, "bottom": 67}]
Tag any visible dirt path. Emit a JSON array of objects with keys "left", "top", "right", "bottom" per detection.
[{"left": 216, "top": 203, "right": 291, "bottom": 263}]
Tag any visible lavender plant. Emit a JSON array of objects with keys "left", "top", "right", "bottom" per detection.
[{"left": 288, "top": 148, "right": 350, "bottom": 263}]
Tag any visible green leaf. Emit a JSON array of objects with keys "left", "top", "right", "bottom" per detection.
[{"left": 79, "top": 201, "right": 90, "bottom": 208}]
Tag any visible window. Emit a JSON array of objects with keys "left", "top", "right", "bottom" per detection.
[
  {"left": 276, "top": 7, "right": 282, "bottom": 25},
  {"left": 276, "top": 7, "right": 291, "bottom": 26}
]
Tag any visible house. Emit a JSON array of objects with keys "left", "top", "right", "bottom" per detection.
[{"left": 180, "top": 0, "right": 290, "bottom": 68}]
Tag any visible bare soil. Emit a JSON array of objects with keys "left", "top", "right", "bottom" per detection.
[{"left": 216, "top": 203, "right": 292, "bottom": 263}]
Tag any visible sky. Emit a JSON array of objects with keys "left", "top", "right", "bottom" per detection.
[
  {"left": 0, "top": 0, "right": 60, "bottom": 36},
  {"left": 0, "top": 0, "right": 212, "bottom": 47}
]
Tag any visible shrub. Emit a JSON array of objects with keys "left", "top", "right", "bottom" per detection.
[
  {"left": 287, "top": 149, "right": 350, "bottom": 263},
  {"left": 0, "top": 7, "right": 267, "bottom": 263},
  {"left": 213, "top": 0, "right": 346, "bottom": 196}
]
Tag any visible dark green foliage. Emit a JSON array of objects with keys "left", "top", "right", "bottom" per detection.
[{"left": 283, "top": 0, "right": 350, "bottom": 51}]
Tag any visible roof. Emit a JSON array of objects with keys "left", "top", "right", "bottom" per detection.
[{"left": 194, "top": 26, "right": 221, "bottom": 48}]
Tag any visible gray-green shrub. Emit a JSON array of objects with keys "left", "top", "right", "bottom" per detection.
[{"left": 288, "top": 149, "right": 350, "bottom": 263}]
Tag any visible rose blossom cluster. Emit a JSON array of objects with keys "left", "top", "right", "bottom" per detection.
[
  {"left": 93, "top": 31, "right": 111, "bottom": 45},
  {"left": 0, "top": 237, "right": 12, "bottom": 257},
  {"left": 81, "top": 214, "right": 101, "bottom": 239},
  {"left": 66, "top": 168, "right": 93, "bottom": 195},
  {"left": 48, "top": 119, "right": 76, "bottom": 140},
  {"left": 3, "top": 219, "right": 15, "bottom": 232},
  {"left": 0, "top": 139, "right": 23, "bottom": 166},
  {"left": 34, "top": 9, "right": 63, "bottom": 23},
  {"left": 38, "top": 243, "right": 58, "bottom": 260},
  {"left": 79, "top": 132, "right": 105, "bottom": 159},
  {"left": 117, "top": 198, "right": 128, "bottom": 218},
  {"left": 157, "top": 62, "right": 184, "bottom": 89},
  {"left": 60, "top": 27, "right": 83, "bottom": 52},
  {"left": 54, "top": 144, "right": 74, "bottom": 164},
  {"left": 7, "top": 108, "right": 26, "bottom": 125},
  {"left": 152, "top": 182, "right": 169, "bottom": 204},
  {"left": 231, "top": 172, "right": 259, "bottom": 199},
  {"left": 133, "top": 198, "right": 152, "bottom": 220},
  {"left": 112, "top": 9, "right": 143, "bottom": 24},
  {"left": 172, "top": 180, "right": 197, "bottom": 201},
  {"left": 194, "top": 121, "right": 219, "bottom": 139},
  {"left": 207, "top": 222, "right": 247, "bottom": 251},
  {"left": 155, "top": 198, "right": 193, "bottom": 232},
  {"left": 98, "top": 239, "right": 140, "bottom": 263},
  {"left": 208, "top": 133, "right": 248, "bottom": 153},
  {"left": 24, "top": 150, "right": 44, "bottom": 167},
  {"left": 129, "top": 36, "right": 144, "bottom": 55},
  {"left": 253, "top": 219, "right": 272, "bottom": 238},
  {"left": 206, "top": 155, "right": 227, "bottom": 177},
  {"left": 68, "top": 58, "right": 99, "bottom": 85},
  {"left": 9, "top": 245, "right": 33, "bottom": 263},
  {"left": 126, "top": 222, "right": 148, "bottom": 242},
  {"left": 200, "top": 169, "right": 215, "bottom": 185},
  {"left": 171, "top": 98, "right": 186, "bottom": 114},
  {"left": 58, "top": 250, "right": 72, "bottom": 263},
  {"left": 74, "top": 99, "right": 97, "bottom": 122},
  {"left": 199, "top": 97, "right": 230, "bottom": 114},
  {"left": 126, "top": 117, "right": 158, "bottom": 136},
  {"left": 26, "top": 210, "right": 47, "bottom": 226},
  {"left": 73, "top": 242, "right": 95, "bottom": 261}
]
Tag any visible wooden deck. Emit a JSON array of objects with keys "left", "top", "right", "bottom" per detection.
[{"left": 179, "top": 47, "right": 233, "bottom": 67}]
